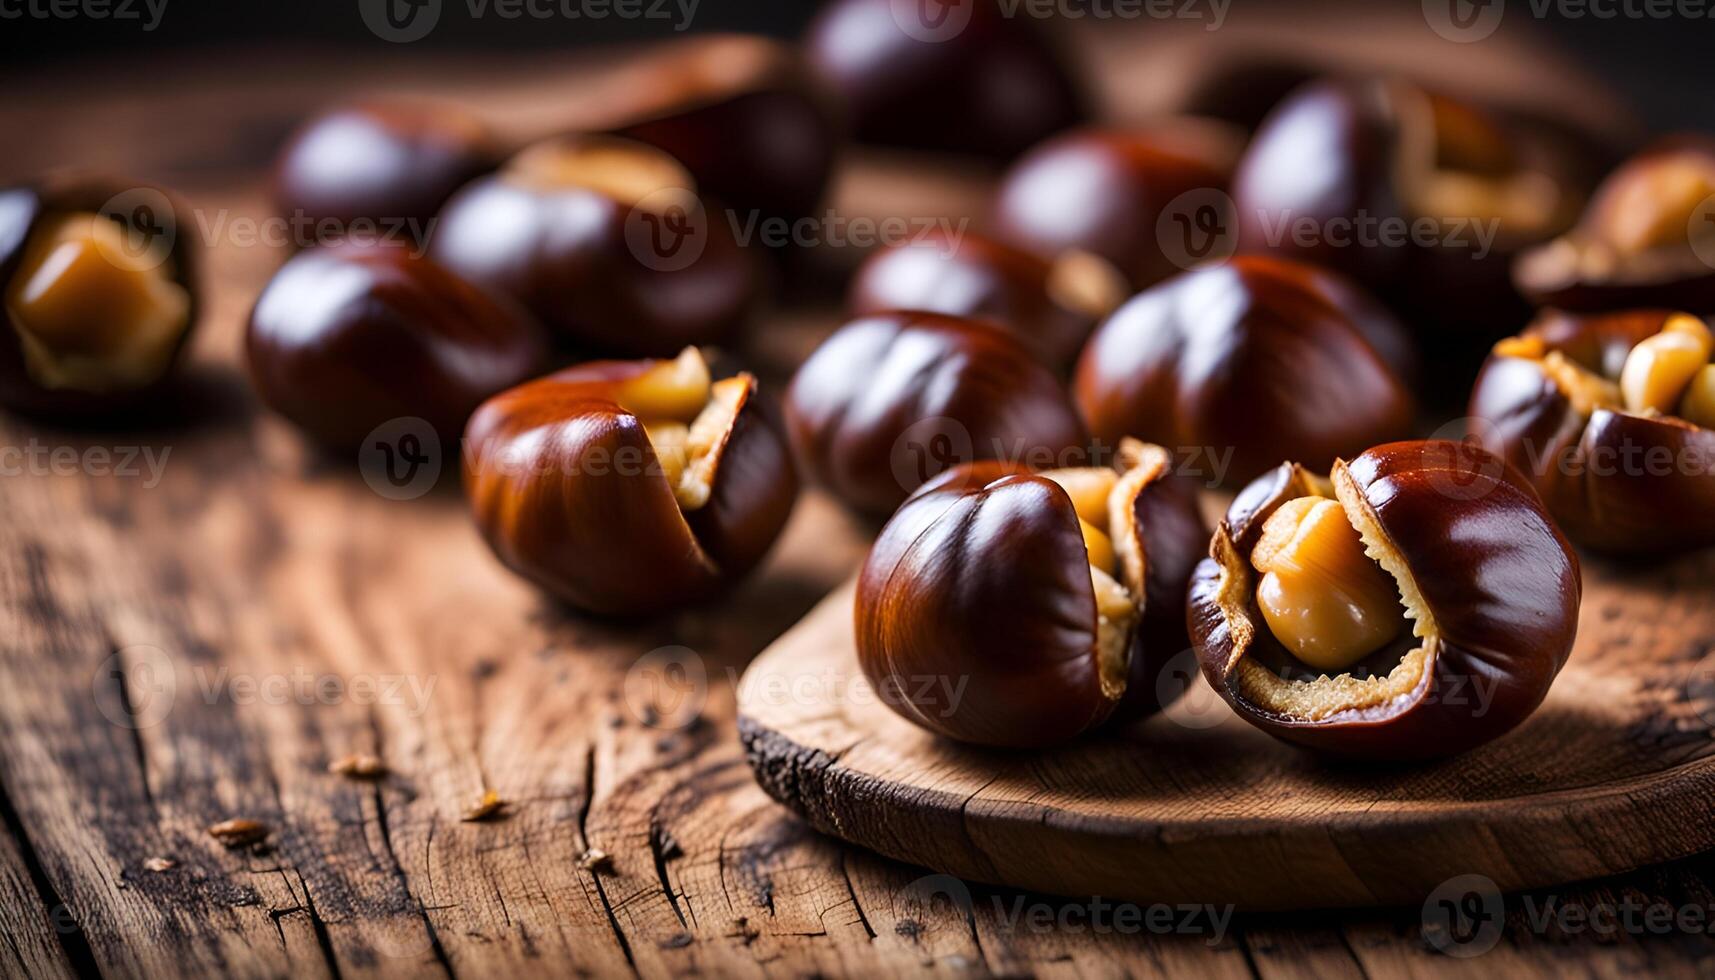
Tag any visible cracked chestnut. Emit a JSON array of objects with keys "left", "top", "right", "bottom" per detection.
[
  {"left": 1189, "top": 440, "right": 1580, "bottom": 760},
  {"left": 856, "top": 440, "right": 1207, "bottom": 747},
  {"left": 464, "top": 348, "right": 797, "bottom": 615}
]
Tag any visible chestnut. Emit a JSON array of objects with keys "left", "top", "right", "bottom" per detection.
[
  {"left": 847, "top": 229, "right": 1128, "bottom": 368},
  {"left": 855, "top": 439, "right": 1207, "bottom": 747},
  {"left": 463, "top": 348, "right": 797, "bottom": 616},
  {"left": 1189, "top": 440, "right": 1580, "bottom": 760},
  {"left": 431, "top": 135, "right": 760, "bottom": 357},
  {"left": 802, "top": 0, "right": 1085, "bottom": 160},
  {"left": 1073, "top": 256, "right": 1416, "bottom": 487},
  {"left": 0, "top": 178, "right": 198, "bottom": 419},
  {"left": 1467, "top": 308, "right": 1715, "bottom": 555},
  {"left": 273, "top": 102, "right": 499, "bottom": 243},
  {"left": 246, "top": 244, "right": 546, "bottom": 452},
  {"left": 992, "top": 124, "right": 1239, "bottom": 291},
  {"left": 785, "top": 311, "right": 1087, "bottom": 516},
  {"left": 1515, "top": 137, "right": 1715, "bottom": 315}
]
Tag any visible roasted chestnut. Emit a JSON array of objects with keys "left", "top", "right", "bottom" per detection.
[
  {"left": 1515, "top": 137, "right": 1715, "bottom": 315},
  {"left": 431, "top": 135, "right": 760, "bottom": 357},
  {"left": 1467, "top": 308, "right": 1715, "bottom": 554},
  {"left": 0, "top": 178, "right": 198, "bottom": 419},
  {"left": 785, "top": 311, "right": 1087, "bottom": 516},
  {"left": 246, "top": 244, "right": 546, "bottom": 452},
  {"left": 992, "top": 124, "right": 1239, "bottom": 291},
  {"left": 463, "top": 348, "right": 796, "bottom": 615},
  {"left": 1189, "top": 440, "right": 1580, "bottom": 760},
  {"left": 847, "top": 229, "right": 1128, "bottom": 368},
  {"left": 856, "top": 439, "right": 1207, "bottom": 747},
  {"left": 803, "top": 0, "right": 1085, "bottom": 159},
  {"left": 274, "top": 102, "right": 499, "bottom": 243},
  {"left": 1073, "top": 256, "right": 1415, "bottom": 487}
]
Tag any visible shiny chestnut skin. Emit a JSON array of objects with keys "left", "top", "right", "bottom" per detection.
[
  {"left": 785, "top": 311, "right": 1088, "bottom": 516},
  {"left": 274, "top": 102, "right": 498, "bottom": 242},
  {"left": 463, "top": 355, "right": 797, "bottom": 616},
  {"left": 803, "top": 0, "right": 1085, "bottom": 160},
  {"left": 1189, "top": 440, "right": 1581, "bottom": 760},
  {"left": 847, "top": 229, "right": 1127, "bottom": 368},
  {"left": 0, "top": 178, "right": 198, "bottom": 419},
  {"left": 992, "top": 124, "right": 1240, "bottom": 291},
  {"left": 1468, "top": 309, "right": 1715, "bottom": 555},
  {"left": 856, "top": 442, "right": 1208, "bottom": 747},
  {"left": 1074, "top": 256, "right": 1415, "bottom": 487},
  {"left": 430, "top": 136, "right": 760, "bottom": 357},
  {"left": 246, "top": 245, "right": 546, "bottom": 452}
]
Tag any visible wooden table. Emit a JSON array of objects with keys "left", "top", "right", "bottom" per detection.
[{"left": 2, "top": 35, "right": 1713, "bottom": 980}]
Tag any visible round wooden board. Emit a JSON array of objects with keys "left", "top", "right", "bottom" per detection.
[{"left": 738, "top": 553, "right": 1715, "bottom": 911}]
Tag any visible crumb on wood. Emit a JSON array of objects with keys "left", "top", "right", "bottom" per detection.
[
  {"left": 578, "top": 847, "right": 613, "bottom": 873},
  {"left": 461, "top": 790, "right": 507, "bottom": 822},
  {"left": 144, "top": 857, "right": 176, "bottom": 872},
  {"left": 207, "top": 818, "right": 269, "bottom": 849},
  {"left": 328, "top": 753, "right": 388, "bottom": 779}
]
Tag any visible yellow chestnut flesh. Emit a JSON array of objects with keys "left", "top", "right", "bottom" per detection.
[
  {"left": 617, "top": 346, "right": 712, "bottom": 422},
  {"left": 1619, "top": 315, "right": 1714, "bottom": 415},
  {"left": 1602, "top": 159, "right": 1715, "bottom": 255},
  {"left": 1679, "top": 365, "right": 1715, "bottom": 429},
  {"left": 617, "top": 348, "right": 743, "bottom": 511},
  {"left": 1042, "top": 467, "right": 1119, "bottom": 529},
  {"left": 1251, "top": 496, "right": 1404, "bottom": 673}
]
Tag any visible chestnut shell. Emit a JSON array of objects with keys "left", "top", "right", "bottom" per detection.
[{"left": 1189, "top": 440, "right": 1580, "bottom": 760}]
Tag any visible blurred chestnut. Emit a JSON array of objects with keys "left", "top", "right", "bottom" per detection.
[
  {"left": 856, "top": 439, "right": 1207, "bottom": 747},
  {"left": 431, "top": 135, "right": 760, "bottom": 356},
  {"left": 246, "top": 244, "right": 546, "bottom": 452},
  {"left": 847, "top": 229, "right": 1128, "bottom": 368},
  {"left": 0, "top": 178, "right": 198, "bottom": 419},
  {"left": 1468, "top": 308, "right": 1715, "bottom": 554},
  {"left": 464, "top": 348, "right": 796, "bottom": 615},
  {"left": 785, "top": 311, "right": 1087, "bottom": 516},
  {"left": 803, "top": 0, "right": 1085, "bottom": 159},
  {"left": 1189, "top": 440, "right": 1580, "bottom": 760},
  {"left": 1074, "top": 256, "right": 1415, "bottom": 487},
  {"left": 1515, "top": 137, "right": 1715, "bottom": 315},
  {"left": 992, "top": 124, "right": 1239, "bottom": 291},
  {"left": 274, "top": 102, "right": 499, "bottom": 243}
]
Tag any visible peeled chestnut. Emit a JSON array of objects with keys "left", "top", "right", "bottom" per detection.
[
  {"left": 785, "top": 311, "right": 1087, "bottom": 516},
  {"left": 856, "top": 439, "right": 1207, "bottom": 747},
  {"left": 992, "top": 124, "right": 1239, "bottom": 291},
  {"left": 274, "top": 102, "right": 499, "bottom": 242},
  {"left": 803, "top": 0, "right": 1085, "bottom": 159},
  {"left": 0, "top": 178, "right": 198, "bottom": 419},
  {"left": 847, "top": 229, "right": 1128, "bottom": 368},
  {"left": 1074, "top": 256, "right": 1415, "bottom": 487},
  {"left": 431, "top": 135, "right": 760, "bottom": 357},
  {"left": 1189, "top": 440, "right": 1580, "bottom": 760},
  {"left": 1468, "top": 308, "right": 1715, "bottom": 554},
  {"left": 464, "top": 348, "right": 796, "bottom": 615},
  {"left": 1515, "top": 137, "right": 1715, "bottom": 315},
  {"left": 246, "top": 244, "right": 546, "bottom": 452}
]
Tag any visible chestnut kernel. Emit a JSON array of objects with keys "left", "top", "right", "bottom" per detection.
[
  {"left": 784, "top": 311, "right": 1087, "bottom": 516},
  {"left": 246, "top": 245, "right": 546, "bottom": 452},
  {"left": 856, "top": 439, "right": 1208, "bottom": 747},
  {"left": 1189, "top": 440, "right": 1580, "bottom": 760},
  {"left": 464, "top": 348, "right": 797, "bottom": 616}
]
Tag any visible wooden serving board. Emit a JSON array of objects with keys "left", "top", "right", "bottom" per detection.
[{"left": 739, "top": 553, "right": 1715, "bottom": 911}]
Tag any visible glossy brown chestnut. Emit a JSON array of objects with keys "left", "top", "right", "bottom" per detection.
[
  {"left": 847, "top": 229, "right": 1128, "bottom": 368},
  {"left": 1074, "top": 256, "right": 1415, "bottom": 486},
  {"left": 246, "top": 244, "right": 546, "bottom": 452},
  {"left": 0, "top": 178, "right": 198, "bottom": 419},
  {"left": 1189, "top": 440, "right": 1581, "bottom": 760},
  {"left": 785, "top": 311, "right": 1088, "bottom": 516},
  {"left": 1515, "top": 137, "right": 1715, "bottom": 315},
  {"left": 430, "top": 135, "right": 760, "bottom": 357},
  {"left": 273, "top": 102, "right": 498, "bottom": 243},
  {"left": 463, "top": 348, "right": 797, "bottom": 616},
  {"left": 1467, "top": 308, "right": 1715, "bottom": 554},
  {"left": 856, "top": 439, "right": 1207, "bottom": 747},
  {"left": 802, "top": 0, "right": 1085, "bottom": 159},
  {"left": 992, "top": 124, "right": 1240, "bottom": 291}
]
